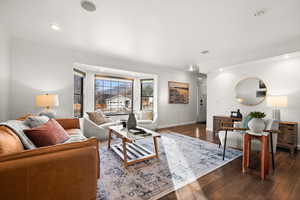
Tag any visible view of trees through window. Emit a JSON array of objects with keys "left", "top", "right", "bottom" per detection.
[
  {"left": 141, "top": 79, "right": 154, "bottom": 110},
  {"left": 95, "top": 76, "right": 133, "bottom": 115},
  {"left": 73, "top": 70, "right": 85, "bottom": 118}
]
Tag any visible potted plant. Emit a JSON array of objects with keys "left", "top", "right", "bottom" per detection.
[{"left": 248, "top": 111, "right": 266, "bottom": 133}]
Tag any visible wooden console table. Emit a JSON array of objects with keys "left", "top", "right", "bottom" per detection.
[{"left": 278, "top": 121, "right": 298, "bottom": 155}]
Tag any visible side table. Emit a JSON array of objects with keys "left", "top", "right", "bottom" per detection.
[{"left": 243, "top": 132, "right": 269, "bottom": 180}]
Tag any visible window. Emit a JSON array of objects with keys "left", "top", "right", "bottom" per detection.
[
  {"left": 141, "top": 79, "right": 154, "bottom": 110},
  {"left": 73, "top": 69, "right": 85, "bottom": 118},
  {"left": 95, "top": 75, "right": 133, "bottom": 115}
]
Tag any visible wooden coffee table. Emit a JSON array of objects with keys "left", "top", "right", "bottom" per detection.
[{"left": 108, "top": 125, "right": 161, "bottom": 168}]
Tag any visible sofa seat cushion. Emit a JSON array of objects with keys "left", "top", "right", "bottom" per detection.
[
  {"left": 24, "top": 119, "right": 70, "bottom": 147},
  {"left": 66, "top": 129, "right": 83, "bottom": 136},
  {"left": 63, "top": 134, "right": 87, "bottom": 144}
]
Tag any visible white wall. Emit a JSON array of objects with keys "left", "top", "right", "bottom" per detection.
[
  {"left": 0, "top": 26, "right": 11, "bottom": 121},
  {"left": 207, "top": 53, "right": 300, "bottom": 145},
  {"left": 9, "top": 38, "right": 197, "bottom": 128}
]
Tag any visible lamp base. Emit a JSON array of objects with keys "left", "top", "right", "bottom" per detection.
[
  {"left": 39, "top": 109, "right": 56, "bottom": 119},
  {"left": 272, "top": 109, "right": 280, "bottom": 121}
]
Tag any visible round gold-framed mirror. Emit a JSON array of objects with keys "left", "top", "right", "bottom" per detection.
[{"left": 235, "top": 77, "right": 267, "bottom": 106}]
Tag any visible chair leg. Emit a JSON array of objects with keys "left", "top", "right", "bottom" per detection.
[
  {"left": 222, "top": 130, "right": 228, "bottom": 160},
  {"left": 270, "top": 132, "right": 275, "bottom": 170}
]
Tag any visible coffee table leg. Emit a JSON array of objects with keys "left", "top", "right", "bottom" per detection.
[
  {"left": 153, "top": 136, "right": 159, "bottom": 159},
  {"left": 122, "top": 139, "right": 128, "bottom": 168},
  {"left": 108, "top": 129, "right": 112, "bottom": 149}
]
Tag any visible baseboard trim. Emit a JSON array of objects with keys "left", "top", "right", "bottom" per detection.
[{"left": 157, "top": 121, "right": 197, "bottom": 129}]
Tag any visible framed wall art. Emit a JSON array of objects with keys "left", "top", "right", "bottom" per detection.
[{"left": 168, "top": 81, "right": 189, "bottom": 104}]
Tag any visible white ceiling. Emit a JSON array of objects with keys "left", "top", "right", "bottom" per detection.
[{"left": 1, "top": 0, "right": 300, "bottom": 73}]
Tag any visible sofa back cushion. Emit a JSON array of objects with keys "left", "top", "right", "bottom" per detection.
[
  {"left": 24, "top": 119, "right": 70, "bottom": 147},
  {"left": 0, "top": 126, "right": 24, "bottom": 155}
]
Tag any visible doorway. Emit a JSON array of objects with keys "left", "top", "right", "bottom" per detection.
[{"left": 197, "top": 74, "right": 207, "bottom": 124}]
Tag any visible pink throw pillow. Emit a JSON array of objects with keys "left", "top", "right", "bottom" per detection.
[{"left": 24, "top": 119, "right": 70, "bottom": 147}]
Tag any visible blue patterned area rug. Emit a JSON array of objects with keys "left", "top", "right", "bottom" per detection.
[{"left": 97, "top": 132, "right": 241, "bottom": 200}]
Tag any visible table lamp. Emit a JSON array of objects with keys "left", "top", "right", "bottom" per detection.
[
  {"left": 266, "top": 96, "right": 288, "bottom": 121},
  {"left": 36, "top": 94, "right": 59, "bottom": 118}
]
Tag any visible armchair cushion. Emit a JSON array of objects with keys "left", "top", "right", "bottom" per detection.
[
  {"left": 86, "top": 110, "right": 106, "bottom": 125},
  {"left": 219, "top": 119, "right": 279, "bottom": 153},
  {"left": 137, "top": 120, "right": 153, "bottom": 124},
  {"left": 98, "top": 121, "right": 120, "bottom": 129}
]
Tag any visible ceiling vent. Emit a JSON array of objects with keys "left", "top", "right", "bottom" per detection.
[{"left": 81, "top": 0, "right": 96, "bottom": 12}]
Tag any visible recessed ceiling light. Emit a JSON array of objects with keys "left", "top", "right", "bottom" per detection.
[
  {"left": 81, "top": 0, "right": 96, "bottom": 12},
  {"left": 284, "top": 54, "right": 289, "bottom": 59},
  {"left": 50, "top": 23, "right": 60, "bottom": 31},
  {"left": 201, "top": 50, "right": 209, "bottom": 54},
  {"left": 219, "top": 68, "right": 224, "bottom": 72},
  {"left": 254, "top": 8, "right": 267, "bottom": 17}
]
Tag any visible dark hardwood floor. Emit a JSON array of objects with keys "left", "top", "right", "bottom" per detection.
[{"left": 157, "top": 123, "right": 300, "bottom": 200}]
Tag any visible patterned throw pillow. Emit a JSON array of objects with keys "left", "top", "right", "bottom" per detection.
[
  {"left": 24, "top": 119, "right": 70, "bottom": 147},
  {"left": 24, "top": 115, "right": 49, "bottom": 128},
  {"left": 86, "top": 110, "right": 106, "bottom": 125}
]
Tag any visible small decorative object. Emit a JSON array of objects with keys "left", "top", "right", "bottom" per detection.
[
  {"left": 237, "top": 109, "right": 243, "bottom": 119},
  {"left": 120, "top": 119, "right": 127, "bottom": 128},
  {"left": 266, "top": 96, "right": 288, "bottom": 121},
  {"left": 230, "top": 109, "right": 243, "bottom": 119},
  {"left": 127, "top": 113, "right": 137, "bottom": 130},
  {"left": 168, "top": 81, "right": 189, "bottom": 104},
  {"left": 36, "top": 94, "right": 59, "bottom": 118},
  {"left": 248, "top": 111, "right": 266, "bottom": 133}
]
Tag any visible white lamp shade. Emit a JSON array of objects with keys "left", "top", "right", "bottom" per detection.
[
  {"left": 266, "top": 96, "right": 288, "bottom": 107},
  {"left": 36, "top": 94, "right": 59, "bottom": 108}
]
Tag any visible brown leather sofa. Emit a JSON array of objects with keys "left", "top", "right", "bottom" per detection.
[{"left": 0, "top": 118, "right": 99, "bottom": 200}]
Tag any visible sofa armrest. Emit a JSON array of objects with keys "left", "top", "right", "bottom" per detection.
[
  {"left": 56, "top": 118, "right": 80, "bottom": 129},
  {"left": 0, "top": 138, "right": 99, "bottom": 200}
]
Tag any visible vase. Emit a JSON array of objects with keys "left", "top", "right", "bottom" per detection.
[
  {"left": 248, "top": 118, "right": 265, "bottom": 133},
  {"left": 127, "top": 113, "right": 137, "bottom": 129}
]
